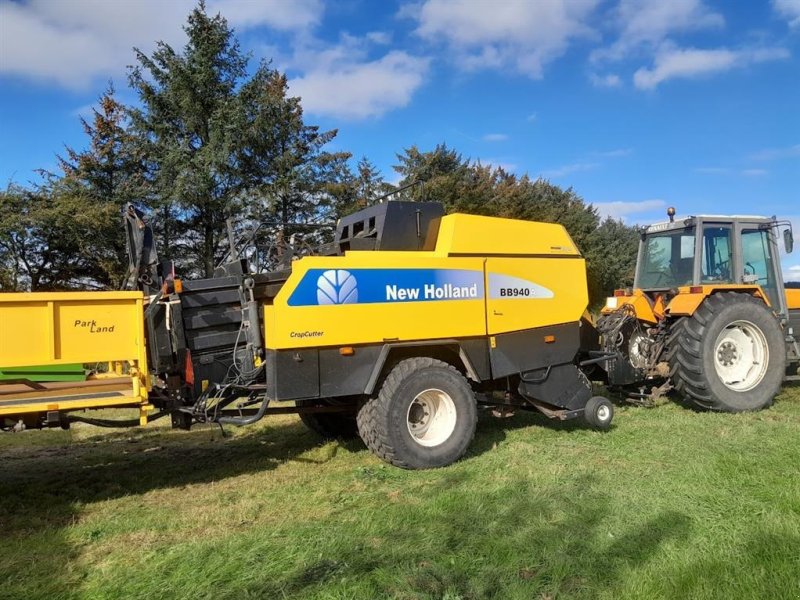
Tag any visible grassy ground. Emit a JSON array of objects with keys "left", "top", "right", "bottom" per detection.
[{"left": 1, "top": 387, "right": 799, "bottom": 600}]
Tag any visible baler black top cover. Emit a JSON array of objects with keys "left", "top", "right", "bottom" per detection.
[{"left": 334, "top": 201, "right": 444, "bottom": 253}]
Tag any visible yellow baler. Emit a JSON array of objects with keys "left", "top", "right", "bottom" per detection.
[{"left": 1, "top": 201, "right": 614, "bottom": 468}]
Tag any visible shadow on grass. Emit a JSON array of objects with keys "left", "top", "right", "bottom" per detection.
[
  {"left": 0, "top": 419, "right": 334, "bottom": 599},
  {"left": 0, "top": 409, "right": 615, "bottom": 599},
  {"left": 229, "top": 474, "right": 694, "bottom": 599}
]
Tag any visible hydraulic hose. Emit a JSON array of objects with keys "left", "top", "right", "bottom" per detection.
[{"left": 68, "top": 410, "right": 169, "bottom": 428}]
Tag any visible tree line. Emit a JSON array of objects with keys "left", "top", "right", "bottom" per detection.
[{"left": 0, "top": 3, "right": 639, "bottom": 305}]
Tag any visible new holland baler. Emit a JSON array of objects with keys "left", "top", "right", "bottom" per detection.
[{"left": 0, "top": 202, "right": 613, "bottom": 468}]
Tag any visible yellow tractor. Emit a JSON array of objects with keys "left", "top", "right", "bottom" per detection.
[{"left": 597, "top": 208, "right": 799, "bottom": 411}]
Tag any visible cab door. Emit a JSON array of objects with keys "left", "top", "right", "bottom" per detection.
[{"left": 737, "top": 223, "right": 787, "bottom": 317}]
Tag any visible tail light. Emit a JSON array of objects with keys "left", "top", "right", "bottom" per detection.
[{"left": 184, "top": 350, "right": 195, "bottom": 386}]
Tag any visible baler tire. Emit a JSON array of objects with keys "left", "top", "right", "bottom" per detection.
[
  {"left": 356, "top": 357, "right": 477, "bottom": 469},
  {"left": 298, "top": 401, "right": 359, "bottom": 439},
  {"left": 668, "top": 292, "right": 786, "bottom": 412}
]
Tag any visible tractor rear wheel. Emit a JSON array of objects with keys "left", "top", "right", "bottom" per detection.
[
  {"left": 356, "top": 357, "right": 477, "bottom": 469},
  {"left": 668, "top": 292, "right": 786, "bottom": 412}
]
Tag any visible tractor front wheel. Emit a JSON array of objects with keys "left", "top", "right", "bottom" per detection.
[{"left": 669, "top": 292, "right": 786, "bottom": 412}]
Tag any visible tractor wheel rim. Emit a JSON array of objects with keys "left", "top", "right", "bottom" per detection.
[
  {"left": 406, "top": 388, "right": 457, "bottom": 447},
  {"left": 596, "top": 405, "right": 611, "bottom": 421},
  {"left": 713, "top": 320, "right": 769, "bottom": 392}
]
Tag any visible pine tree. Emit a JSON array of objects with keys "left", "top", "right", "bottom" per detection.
[
  {"left": 127, "top": 3, "right": 250, "bottom": 277},
  {"left": 237, "top": 67, "right": 352, "bottom": 244},
  {"left": 58, "top": 84, "right": 145, "bottom": 287},
  {"left": 127, "top": 3, "right": 351, "bottom": 276},
  {"left": 354, "top": 156, "right": 387, "bottom": 208}
]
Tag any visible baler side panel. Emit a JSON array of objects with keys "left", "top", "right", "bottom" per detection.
[{"left": 484, "top": 257, "right": 589, "bottom": 335}]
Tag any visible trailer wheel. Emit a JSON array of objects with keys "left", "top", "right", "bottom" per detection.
[
  {"left": 356, "top": 357, "right": 477, "bottom": 469},
  {"left": 669, "top": 292, "right": 786, "bottom": 412},
  {"left": 298, "top": 400, "right": 358, "bottom": 438},
  {"left": 584, "top": 396, "right": 614, "bottom": 430}
]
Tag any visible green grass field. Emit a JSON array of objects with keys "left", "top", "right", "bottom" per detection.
[{"left": 2, "top": 387, "right": 799, "bottom": 600}]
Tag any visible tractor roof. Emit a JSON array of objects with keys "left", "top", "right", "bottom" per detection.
[{"left": 645, "top": 214, "right": 774, "bottom": 233}]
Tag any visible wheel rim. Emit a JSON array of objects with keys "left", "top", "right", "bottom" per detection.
[
  {"left": 596, "top": 404, "right": 611, "bottom": 422},
  {"left": 713, "top": 320, "right": 769, "bottom": 392},
  {"left": 628, "top": 332, "right": 649, "bottom": 369},
  {"left": 406, "top": 388, "right": 457, "bottom": 447}
]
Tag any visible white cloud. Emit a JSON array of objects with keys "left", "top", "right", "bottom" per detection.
[
  {"left": 540, "top": 162, "right": 600, "bottom": 178},
  {"left": 477, "top": 158, "right": 518, "bottom": 172},
  {"left": 0, "top": 0, "right": 322, "bottom": 89},
  {"left": 365, "top": 31, "right": 392, "bottom": 45},
  {"left": 592, "top": 199, "right": 666, "bottom": 221},
  {"left": 482, "top": 133, "right": 509, "bottom": 142},
  {"left": 412, "top": 0, "right": 600, "bottom": 78},
  {"left": 592, "top": 0, "right": 724, "bottom": 62},
  {"left": 749, "top": 144, "right": 800, "bottom": 161},
  {"left": 283, "top": 32, "right": 430, "bottom": 120},
  {"left": 289, "top": 51, "right": 429, "bottom": 119},
  {"left": 696, "top": 166, "right": 772, "bottom": 176},
  {"left": 773, "top": 0, "right": 800, "bottom": 28},
  {"left": 593, "top": 148, "right": 632, "bottom": 158},
  {"left": 526, "top": 112, "right": 538, "bottom": 122},
  {"left": 695, "top": 166, "right": 732, "bottom": 174},
  {"left": 590, "top": 73, "right": 622, "bottom": 87},
  {"left": 71, "top": 103, "right": 97, "bottom": 120},
  {"left": 1, "top": 0, "right": 424, "bottom": 121},
  {"left": 211, "top": 0, "right": 322, "bottom": 30},
  {"left": 633, "top": 45, "right": 789, "bottom": 89}
]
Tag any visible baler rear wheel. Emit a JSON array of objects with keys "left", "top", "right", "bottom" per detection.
[
  {"left": 356, "top": 357, "right": 477, "bottom": 469},
  {"left": 668, "top": 292, "right": 786, "bottom": 412}
]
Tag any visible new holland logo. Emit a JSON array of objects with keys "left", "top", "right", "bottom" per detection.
[{"left": 316, "top": 269, "right": 358, "bottom": 305}]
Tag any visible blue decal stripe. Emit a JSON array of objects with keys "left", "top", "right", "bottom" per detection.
[{"left": 288, "top": 268, "right": 485, "bottom": 307}]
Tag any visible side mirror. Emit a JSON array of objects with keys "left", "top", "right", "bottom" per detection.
[{"left": 784, "top": 228, "right": 794, "bottom": 254}]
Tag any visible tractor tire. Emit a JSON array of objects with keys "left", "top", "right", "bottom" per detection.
[
  {"left": 298, "top": 400, "right": 359, "bottom": 439},
  {"left": 668, "top": 292, "right": 786, "bottom": 412},
  {"left": 356, "top": 357, "right": 477, "bottom": 469}
]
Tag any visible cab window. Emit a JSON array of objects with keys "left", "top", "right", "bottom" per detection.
[
  {"left": 742, "top": 228, "right": 778, "bottom": 306},
  {"left": 638, "top": 227, "right": 696, "bottom": 288},
  {"left": 701, "top": 226, "right": 733, "bottom": 283}
]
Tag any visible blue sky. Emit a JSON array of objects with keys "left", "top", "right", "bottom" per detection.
[{"left": 1, "top": 0, "right": 798, "bottom": 275}]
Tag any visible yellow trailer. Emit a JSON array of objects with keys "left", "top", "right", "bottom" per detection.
[{"left": 0, "top": 291, "right": 152, "bottom": 428}]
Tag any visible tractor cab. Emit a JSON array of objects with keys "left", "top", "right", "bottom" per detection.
[{"left": 634, "top": 211, "right": 792, "bottom": 318}]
